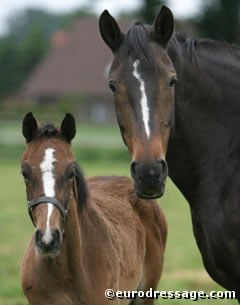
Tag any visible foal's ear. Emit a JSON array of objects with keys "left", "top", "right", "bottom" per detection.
[
  {"left": 153, "top": 6, "right": 174, "bottom": 46},
  {"left": 22, "top": 112, "right": 38, "bottom": 142},
  {"left": 60, "top": 113, "right": 76, "bottom": 142},
  {"left": 99, "top": 10, "right": 123, "bottom": 52}
]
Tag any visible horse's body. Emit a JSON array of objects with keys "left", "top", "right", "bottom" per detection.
[
  {"left": 167, "top": 32, "right": 240, "bottom": 294},
  {"left": 99, "top": 6, "right": 240, "bottom": 298},
  {"left": 20, "top": 113, "right": 167, "bottom": 305}
]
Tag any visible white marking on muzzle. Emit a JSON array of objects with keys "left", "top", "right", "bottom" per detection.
[
  {"left": 133, "top": 60, "right": 150, "bottom": 138},
  {"left": 40, "top": 148, "right": 56, "bottom": 244}
]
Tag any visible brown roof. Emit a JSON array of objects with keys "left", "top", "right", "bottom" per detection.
[{"left": 22, "top": 17, "right": 131, "bottom": 98}]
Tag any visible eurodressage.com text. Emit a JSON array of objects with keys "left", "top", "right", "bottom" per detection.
[{"left": 105, "top": 288, "right": 237, "bottom": 301}]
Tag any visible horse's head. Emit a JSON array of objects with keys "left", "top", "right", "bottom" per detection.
[
  {"left": 99, "top": 6, "right": 176, "bottom": 199},
  {"left": 21, "top": 113, "right": 77, "bottom": 257}
]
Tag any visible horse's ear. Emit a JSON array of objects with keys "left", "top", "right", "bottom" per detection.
[
  {"left": 99, "top": 10, "right": 123, "bottom": 53},
  {"left": 153, "top": 6, "right": 174, "bottom": 46},
  {"left": 60, "top": 113, "right": 76, "bottom": 142},
  {"left": 22, "top": 112, "right": 38, "bottom": 142}
]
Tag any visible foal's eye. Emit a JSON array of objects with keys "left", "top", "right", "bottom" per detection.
[
  {"left": 68, "top": 171, "right": 74, "bottom": 180},
  {"left": 21, "top": 169, "right": 29, "bottom": 180},
  {"left": 169, "top": 76, "right": 178, "bottom": 87},
  {"left": 108, "top": 81, "right": 117, "bottom": 94},
  {"left": 66, "top": 169, "right": 75, "bottom": 180}
]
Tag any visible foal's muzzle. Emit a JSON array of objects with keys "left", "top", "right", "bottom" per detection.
[
  {"left": 27, "top": 196, "right": 67, "bottom": 256},
  {"left": 131, "top": 159, "right": 168, "bottom": 199},
  {"left": 35, "top": 228, "right": 62, "bottom": 256}
]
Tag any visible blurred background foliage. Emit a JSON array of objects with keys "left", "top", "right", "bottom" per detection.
[
  {"left": 195, "top": 0, "right": 240, "bottom": 42},
  {"left": 0, "top": 7, "right": 94, "bottom": 99},
  {"left": 0, "top": 0, "right": 239, "bottom": 101}
]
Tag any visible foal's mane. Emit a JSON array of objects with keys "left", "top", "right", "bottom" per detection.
[
  {"left": 35, "top": 123, "right": 89, "bottom": 210},
  {"left": 73, "top": 162, "right": 88, "bottom": 210}
]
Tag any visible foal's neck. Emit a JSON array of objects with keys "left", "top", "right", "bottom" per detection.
[{"left": 57, "top": 195, "right": 90, "bottom": 300}]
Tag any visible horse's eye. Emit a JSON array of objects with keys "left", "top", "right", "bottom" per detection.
[
  {"left": 108, "top": 81, "right": 117, "bottom": 94},
  {"left": 169, "top": 76, "right": 178, "bottom": 87}
]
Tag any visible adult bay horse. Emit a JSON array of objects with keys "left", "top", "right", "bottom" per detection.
[
  {"left": 20, "top": 112, "right": 167, "bottom": 305},
  {"left": 99, "top": 6, "right": 240, "bottom": 299}
]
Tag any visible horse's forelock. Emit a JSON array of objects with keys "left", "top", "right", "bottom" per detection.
[{"left": 123, "top": 22, "right": 157, "bottom": 69}]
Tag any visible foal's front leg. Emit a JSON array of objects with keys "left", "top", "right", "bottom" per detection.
[
  {"left": 130, "top": 297, "right": 155, "bottom": 305},
  {"left": 28, "top": 292, "right": 81, "bottom": 305}
]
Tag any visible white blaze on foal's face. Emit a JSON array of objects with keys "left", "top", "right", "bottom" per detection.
[
  {"left": 40, "top": 148, "right": 56, "bottom": 244},
  {"left": 132, "top": 60, "right": 150, "bottom": 139}
]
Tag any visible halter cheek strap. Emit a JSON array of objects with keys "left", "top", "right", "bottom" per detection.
[{"left": 27, "top": 196, "right": 68, "bottom": 226}]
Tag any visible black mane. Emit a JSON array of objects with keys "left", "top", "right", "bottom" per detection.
[
  {"left": 169, "top": 32, "right": 240, "bottom": 68},
  {"left": 122, "top": 21, "right": 240, "bottom": 72},
  {"left": 73, "top": 162, "right": 88, "bottom": 210}
]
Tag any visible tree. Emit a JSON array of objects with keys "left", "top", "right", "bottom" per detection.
[
  {"left": 0, "top": 6, "right": 95, "bottom": 98},
  {"left": 0, "top": 37, "right": 22, "bottom": 97},
  {"left": 196, "top": 0, "right": 240, "bottom": 43},
  {"left": 138, "top": 0, "right": 166, "bottom": 23},
  {"left": 18, "top": 25, "right": 48, "bottom": 79}
]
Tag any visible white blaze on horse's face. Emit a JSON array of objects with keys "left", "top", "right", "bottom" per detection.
[
  {"left": 40, "top": 148, "right": 56, "bottom": 244},
  {"left": 132, "top": 60, "right": 150, "bottom": 138}
]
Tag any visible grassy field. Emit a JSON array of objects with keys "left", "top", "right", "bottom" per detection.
[{"left": 0, "top": 119, "right": 236, "bottom": 304}]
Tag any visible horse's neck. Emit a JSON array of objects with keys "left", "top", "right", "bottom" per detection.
[{"left": 167, "top": 33, "right": 240, "bottom": 208}]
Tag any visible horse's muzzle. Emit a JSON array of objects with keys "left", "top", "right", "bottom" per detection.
[
  {"left": 35, "top": 229, "right": 62, "bottom": 256},
  {"left": 131, "top": 159, "right": 168, "bottom": 199}
]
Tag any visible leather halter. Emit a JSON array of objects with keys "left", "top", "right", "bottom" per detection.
[{"left": 27, "top": 196, "right": 68, "bottom": 226}]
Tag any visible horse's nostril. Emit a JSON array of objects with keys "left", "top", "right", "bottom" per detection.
[
  {"left": 158, "top": 159, "right": 168, "bottom": 176},
  {"left": 131, "top": 161, "right": 138, "bottom": 179}
]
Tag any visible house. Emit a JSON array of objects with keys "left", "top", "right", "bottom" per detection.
[{"left": 21, "top": 17, "right": 131, "bottom": 123}]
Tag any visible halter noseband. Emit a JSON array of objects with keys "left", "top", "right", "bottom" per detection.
[{"left": 27, "top": 196, "right": 68, "bottom": 226}]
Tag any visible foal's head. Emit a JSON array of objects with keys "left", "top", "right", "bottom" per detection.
[
  {"left": 21, "top": 113, "right": 87, "bottom": 257},
  {"left": 99, "top": 6, "right": 176, "bottom": 199}
]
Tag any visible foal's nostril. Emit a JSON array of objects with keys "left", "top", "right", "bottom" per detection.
[
  {"left": 52, "top": 229, "right": 61, "bottom": 248},
  {"left": 35, "top": 229, "right": 43, "bottom": 248},
  {"left": 35, "top": 229, "right": 40, "bottom": 242}
]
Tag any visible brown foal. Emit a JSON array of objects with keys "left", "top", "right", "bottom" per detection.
[{"left": 20, "top": 113, "right": 167, "bottom": 305}]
